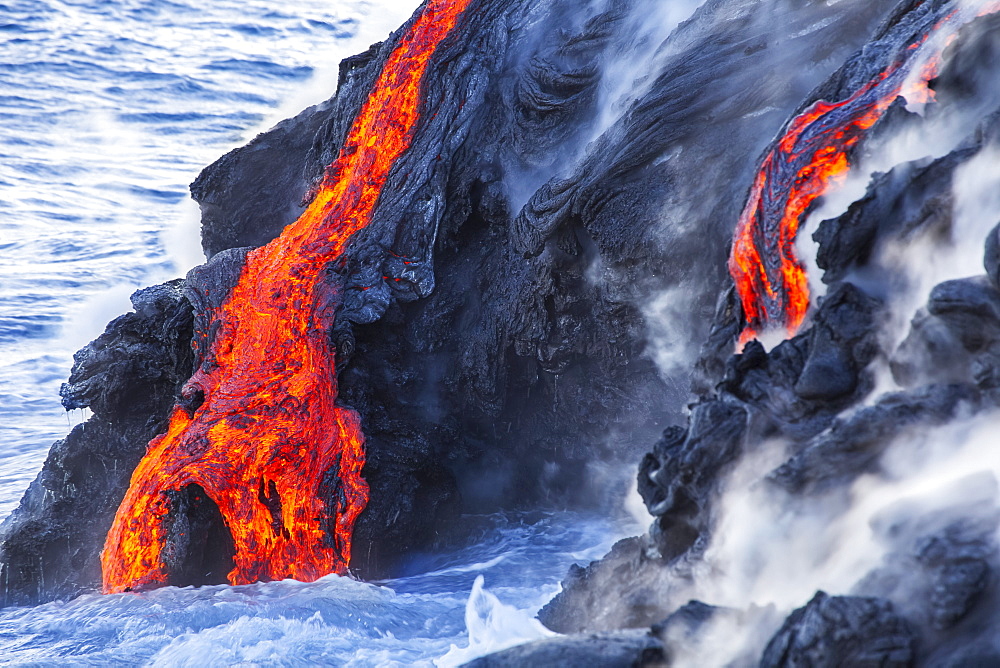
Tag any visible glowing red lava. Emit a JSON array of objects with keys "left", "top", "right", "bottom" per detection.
[
  {"left": 102, "top": 0, "right": 472, "bottom": 593},
  {"left": 728, "top": 3, "right": 1000, "bottom": 346}
]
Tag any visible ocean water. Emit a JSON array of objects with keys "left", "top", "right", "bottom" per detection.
[
  {"left": 0, "top": 512, "right": 630, "bottom": 665},
  {"left": 0, "top": 0, "right": 645, "bottom": 663}
]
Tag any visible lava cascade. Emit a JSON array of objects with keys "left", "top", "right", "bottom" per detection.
[
  {"left": 101, "top": 0, "right": 471, "bottom": 593},
  {"left": 728, "top": 2, "right": 1000, "bottom": 345}
]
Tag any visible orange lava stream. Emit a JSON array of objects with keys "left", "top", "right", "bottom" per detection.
[
  {"left": 728, "top": 3, "right": 1000, "bottom": 347},
  {"left": 102, "top": 0, "right": 471, "bottom": 593},
  {"left": 729, "top": 73, "right": 894, "bottom": 346}
]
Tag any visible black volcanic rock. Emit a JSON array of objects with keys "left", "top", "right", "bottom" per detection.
[
  {"left": 714, "top": 281, "right": 881, "bottom": 443},
  {"left": 537, "top": 536, "right": 674, "bottom": 634},
  {"left": 767, "top": 383, "right": 982, "bottom": 495},
  {"left": 638, "top": 400, "right": 747, "bottom": 561},
  {"left": 0, "top": 0, "right": 853, "bottom": 602},
  {"left": 892, "top": 276, "right": 1000, "bottom": 390},
  {"left": 175, "top": 0, "right": 903, "bottom": 582},
  {"left": 460, "top": 630, "right": 665, "bottom": 668},
  {"left": 861, "top": 476, "right": 1000, "bottom": 632},
  {"left": 759, "top": 592, "right": 915, "bottom": 668},
  {"left": 813, "top": 150, "right": 973, "bottom": 286},
  {"left": 537, "top": 2, "right": 1000, "bottom": 664},
  {"left": 651, "top": 600, "right": 720, "bottom": 640}
]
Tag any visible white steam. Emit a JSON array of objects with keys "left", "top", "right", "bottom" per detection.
[
  {"left": 874, "top": 143, "right": 1000, "bottom": 346},
  {"left": 661, "top": 7, "right": 1000, "bottom": 660},
  {"left": 643, "top": 284, "right": 700, "bottom": 379},
  {"left": 800, "top": 0, "right": 1000, "bottom": 328},
  {"left": 503, "top": 0, "right": 709, "bottom": 213}
]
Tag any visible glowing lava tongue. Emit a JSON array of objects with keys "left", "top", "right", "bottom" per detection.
[
  {"left": 102, "top": 0, "right": 471, "bottom": 593},
  {"left": 728, "top": 3, "right": 1000, "bottom": 346}
]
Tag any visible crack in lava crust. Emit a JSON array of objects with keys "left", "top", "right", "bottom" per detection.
[
  {"left": 101, "top": 0, "right": 472, "bottom": 594},
  {"left": 728, "top": 2, "right": 1000, "bottom": 347}
]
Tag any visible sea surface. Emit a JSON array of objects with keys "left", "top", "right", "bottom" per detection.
[
  {"left": 0, "top": 512, "right": 628, "bottom": 665},
  {"left": 0, "top": 0, "right": 644, "bottom": 663}
]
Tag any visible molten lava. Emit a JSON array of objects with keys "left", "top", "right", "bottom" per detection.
[
  {"left": 728, "top": 3, "right": 1000, "bottom": 346},
  {"left": 102, "top": 0, "right": 471, "bottom": 593}
]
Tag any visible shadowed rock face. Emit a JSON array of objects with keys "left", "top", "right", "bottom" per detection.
[
  {"left": 760, "top": 592, "right": 915, "bottom": 668},
  {"left": 0, "top": 282, "right": 195, "bottom": 606}
]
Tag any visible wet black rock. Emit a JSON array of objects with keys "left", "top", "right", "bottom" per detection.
[
  {"left": 638, "top": 401, "right": 747, "bottom": 561},
  {"left": 760, "top": 592, "right": 914, "bottom": 668},
  {"left": 460, "top": 629, "right": 665, "bottom": 668},
  {"left": 892, "top": 276, "right": 1000, "bottom": 390},
  {"left": 768, "top": 383, "right": 981, "bottom": 495},
  {"left": 537, "top": 536, "right": 674, "bottom": 635}
]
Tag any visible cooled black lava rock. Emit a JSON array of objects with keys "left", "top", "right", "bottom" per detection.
[
  {"left": 892, "top": 275, "right": 1000, "bottom": 390},
  {"left": 760, "top": 592, "right": 915, "bottom": 668},
  {"left": 767, "top": 383, "right": 982, "bottom": 495},
  {"left": 638, "top": 401, "right": 747, "bottom": 561},
  {"left": 931, "top": 11, "right": 1000, "bottom": 116},
  {"left": 710, "top": 281, "right": 882, "bottom": 446},
  {"left": 537, "top": 536, "right": 675, "bottom": 634},
  {"left": 538, "top": 3, "right": 1000, "bottom": 663},
  {"left": 651, "top": 600, "right": 720, "bottom": 640},
  {"left": 460, "top": 630, "right": 665, "bottom": 668},
  {"left": 986, "top": 222, "right": 1000, "bottom": 290},
  {"left": 813, "top": 150, "right": 972, "bottom": 286},
  {"left": 175, "top": 0, "right": 901, "bottom": 583},
  {"left": 159, "top": 483, "right": 236, "bottom": 588}
]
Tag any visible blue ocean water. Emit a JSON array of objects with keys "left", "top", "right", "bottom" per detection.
[
  {"left": 0, "top": 1, "right": 645, "bottom": 663},
  {"left": 0, "top": 512, "right": 631, "bottom": 665}
]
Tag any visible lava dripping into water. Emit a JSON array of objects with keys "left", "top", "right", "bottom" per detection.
[
  {"left": 102, "top": 0, "right": 471, "bottom": 593},
  {"left": 728, "top": 2, "right": 1000, "bottom": 347}
]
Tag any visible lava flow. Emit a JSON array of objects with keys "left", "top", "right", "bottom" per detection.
[
  {"left": 102, "top": 0, "right": 471, "bottom": 593},
  {"left": 728, "top": 3, "right": 1000, "bottom": 346}
]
